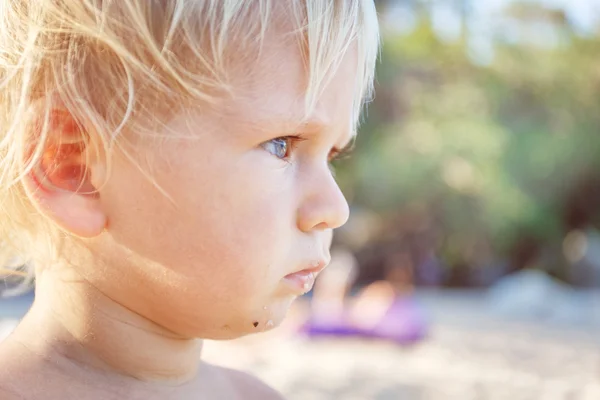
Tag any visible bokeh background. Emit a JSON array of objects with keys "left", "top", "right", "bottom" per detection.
[{"left": 2, "top": 0, "right": 600, "bottom": 399}]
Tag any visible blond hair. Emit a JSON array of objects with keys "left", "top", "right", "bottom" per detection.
[{"left": 0, "top": 0, "right": 379, "bottom": 277}]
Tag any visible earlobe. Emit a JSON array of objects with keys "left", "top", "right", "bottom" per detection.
[{"left": 24, "top": 174, "right": 107, "bottom": 238}]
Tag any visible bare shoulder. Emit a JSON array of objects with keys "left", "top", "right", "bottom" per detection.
[
  {"left": 0, "top": 356, "right": 26, "bottom": 400},
  {"left": 212, "top": 365, "right": 285, "bottom": 400},
  {"left": 0, "top": 386, "right": 25, "bottom": 400},
  {"left": 0, "top": 345, "right": 28, "bottom": 399}
]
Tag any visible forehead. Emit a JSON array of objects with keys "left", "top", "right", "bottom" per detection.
[{"left": 223, "top": 29, "right": 359, "bottom": 138}]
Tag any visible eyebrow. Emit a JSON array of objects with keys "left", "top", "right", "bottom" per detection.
[
  {"left": 256, "top": 117, "right": 356, "bottom": 146},
  {"left": 256, "top": 117, "right": 330, "bottom": 134}
]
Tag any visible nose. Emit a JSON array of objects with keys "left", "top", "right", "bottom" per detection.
[{"left": 296, "top": 167, "right": 350, "bottom": 233}]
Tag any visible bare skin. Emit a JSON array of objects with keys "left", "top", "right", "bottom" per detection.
[
  {"left": 0, "top": 269, "right": 284, "bottom": 400},
  {"left": 0, "top": 17, "right": 357, "bottom": 400}
]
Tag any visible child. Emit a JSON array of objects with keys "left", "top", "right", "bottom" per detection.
[{"left": 0, "top": 0, "right": 379, "bottom": 399}]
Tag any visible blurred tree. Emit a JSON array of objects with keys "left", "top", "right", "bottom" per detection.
[{"left": 334, "top": 0, "right": 600, "bottom": 286}]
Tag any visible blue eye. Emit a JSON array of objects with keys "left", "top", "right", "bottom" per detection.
[{"left": 261, "top": 137, "right": 292, "bottom": 160}]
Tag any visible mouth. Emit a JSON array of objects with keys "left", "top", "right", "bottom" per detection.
[{"left": 282, "top": 258, "right": 330, "bottom": 295}]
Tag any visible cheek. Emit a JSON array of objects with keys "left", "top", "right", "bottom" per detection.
[
  {"left": 97, "top": 144, "right": 301, "bottom": 337},
  {"left": 101, "top": 149, "right": 295, "bottom": 292}
]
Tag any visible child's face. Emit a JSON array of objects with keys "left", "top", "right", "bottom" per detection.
[{"left": 86, "top": 34, "right": 357, "bottom": 339}]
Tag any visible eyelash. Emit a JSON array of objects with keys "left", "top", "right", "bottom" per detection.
[{"left": 263, "top": 135, "right": 354, "bottom": 165}]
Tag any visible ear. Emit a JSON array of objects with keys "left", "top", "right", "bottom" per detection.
[{"left": 22, "top": 110, "right": 107, "bottom": 238}]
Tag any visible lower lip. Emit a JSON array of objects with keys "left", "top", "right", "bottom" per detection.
[{"left": 282, "top": 270, "right": 316, "bottom": 295}]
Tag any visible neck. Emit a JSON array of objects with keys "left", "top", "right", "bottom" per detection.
[{"left": 15, "top": 266, "right": 203, "bottom": 386}]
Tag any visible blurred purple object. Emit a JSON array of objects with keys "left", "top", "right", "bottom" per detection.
[
  {"left": 365, "top": 296, "right": 428, "bottom": 343},
  {"left": 301, "top": 295, "right": 428, "bottom": 345},
  {"left": 302, "top": 315, "right": 360, "bottom": 337}
]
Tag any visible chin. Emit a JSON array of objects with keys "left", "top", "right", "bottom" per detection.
[
  {"left": 198, "top": 319, "right": 282, "bottom": 341},
  {"left": 188, "top": 300, "right": 292, "bottom": 340}
]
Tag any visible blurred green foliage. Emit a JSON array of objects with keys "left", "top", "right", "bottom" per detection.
[{"left": 335, "top": 1, "right": 600, "bottom": 278}]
